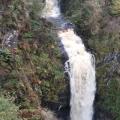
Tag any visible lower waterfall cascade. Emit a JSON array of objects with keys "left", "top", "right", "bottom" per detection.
[{"left": 42, "top": 0, "right": 96, "bottom": 120}]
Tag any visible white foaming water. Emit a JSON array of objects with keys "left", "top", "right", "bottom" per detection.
[
  {"left": 42, "top": 1, "right": 96, "bottom": 120},
  {"left": 42, "top": 0, "right": 61, "bottom": 18}
]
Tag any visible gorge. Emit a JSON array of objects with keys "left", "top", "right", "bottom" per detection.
[{"left": 42, "top": 0, "right": 96, "bottom": 120}]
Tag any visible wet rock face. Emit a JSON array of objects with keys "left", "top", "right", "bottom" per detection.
[
  {"left": 2, "top": 30, "right": 19, "bottom": 49},
  {"left": 60, "top": 0, "right": 120, "bottom": 120},
  {"left": 61, "top": 22, "right": 75, "bottom": 30}
]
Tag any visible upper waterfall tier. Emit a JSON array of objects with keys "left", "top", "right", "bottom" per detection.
[{"left": 42, "top": 0, "right": 61, "bottom": 18}]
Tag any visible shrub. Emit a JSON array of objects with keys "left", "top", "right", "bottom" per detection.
[
  {"left": 110, "top": 0, "right": 120, "bottom": 16},
  {"left": 0, "top": 97, "right": 21, "bottom": 120}
]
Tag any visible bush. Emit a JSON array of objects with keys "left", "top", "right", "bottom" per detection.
[
  {"left": 110, "top": 0, "right": 120, "bottom": 16},
  {"left": 0, "top": 97, "right": 21, "bottom": 120}
]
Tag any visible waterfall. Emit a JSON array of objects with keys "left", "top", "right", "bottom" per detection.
[
  {"left": 42, "top": 0, "right": 61, "bottom": 18},
  {"left": 42, "top": 0, "right": 96, "bottom": 120}
]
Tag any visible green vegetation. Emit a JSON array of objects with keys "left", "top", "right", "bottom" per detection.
[
  {"left": 0, "top": 97, "right": 21, "bottom": 120},
  {"left": 110, "top": 0, "right": 120, "bottom": 15},
  {"left": 0, "top": 0, "right": 66, "bottom": 119}
]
